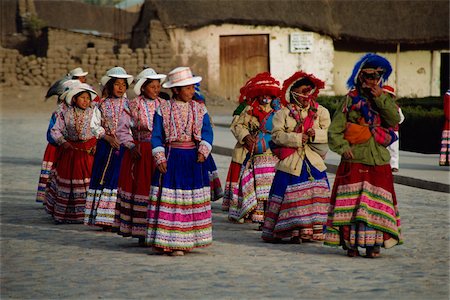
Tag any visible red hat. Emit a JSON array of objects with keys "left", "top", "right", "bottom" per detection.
[
  {"left": 281, "top": 71, "right": 325, "bottom": 105},
  {"left": 382, "top": 85, "right": 396, "bottom": 97},
  {"left": 238, "top": 72, "right": 280, "bottom": 103}
]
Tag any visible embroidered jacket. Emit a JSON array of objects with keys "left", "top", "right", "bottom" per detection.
[
  {"left": 271, "top": 104, "right": 330, "bottom": 176},
  {"left": 51, "top": 106, "right": 95, "bottom": 145},
  {"left": 151, "top": 100, "right": 213, "bottom": 165},
  {"left": 116, "top": 96, "right": 163, "bottom": 149},
  {"left": 231, "top": 104, "right": 278, "bottom": 164},
  {"left": 328, "top": 92, "right": 400, "bottom": 166},
  {"left": 90, "top": 97, "right": 129, "bottom": 139}
]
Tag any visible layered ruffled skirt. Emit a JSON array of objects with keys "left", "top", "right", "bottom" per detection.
[
  {"left": 84, "top": 139, "right": 124, "bottom": 227},
  {"left": 146, "top": 147, "right": 212, "bottom": 251},
  {"left": 324, "top": 161, "right": 402, "bottom": 250},
  {"left": 45, "top": 138, "right": 96, "bottom": 223},
  {"left": 36, "top": 143, "right": 58, "bottom": 203},
  {"left": 262, "top": 159, "right": 330, "bottom": 242},
  {"left": 115, "top": 141, "right": 155, "bottom": 238}
]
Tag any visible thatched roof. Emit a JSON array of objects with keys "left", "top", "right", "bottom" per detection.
[
  {"left": 146, "top": 0, "right": 449, "bottom": 46},
  {"left": 34, "top": 0, "right": 140, "bottom": 39}
]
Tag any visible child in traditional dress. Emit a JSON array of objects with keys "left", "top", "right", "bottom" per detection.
[
  {"left": 261, "top": 71, "right": 331, "bottom": 243},
  {"left": 45, "top": 81, "right": 98, "bottom": 223},
  {"left": 84, "top": 67, "right": 133, "bottom": 230},
  {"left": 227, "top": 72, "right": 281, "bottom": 229},
  {"left": 146, "top": 67, "right": 213, "bottom": 256},
  {"left": 221, "top": 76, "right": 264, "bottom": 211},
  {"left": 114, "top": 68, "right": 166, "bottom": 243}
]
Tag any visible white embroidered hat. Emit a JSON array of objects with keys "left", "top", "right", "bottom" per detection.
[
  {"left": 133, "top": 68, "right": 167, "bottom": 96},
  {"left": 69, "top": 67, "right": 88, "bottom": 77},
  {"left": 162, "top": 67, "right": 202, "bottom": 89},
  {"left": 62, "top": 81, "right": 98, "bottom": 106},
  {"left": 100, "top": 66, "right": 134, "bottom": 87}
]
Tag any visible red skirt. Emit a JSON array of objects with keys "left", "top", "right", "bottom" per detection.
[
  {"left": 221, "top": 161, "right": 242, "bottom": 211},
  {"left": 324, "top": 161, "right": 402, "bottom": 249},
  {"left": 45, "top": 138, "right": 96, "bottom": 223},
  {"left": 36, "top": 143, "right": 58, "bottom": 203},
  {"left": 115, "top": 141, "right": 155, "bottom": 238}
]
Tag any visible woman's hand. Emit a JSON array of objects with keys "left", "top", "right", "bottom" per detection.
[
  {"left": 104, "top": 135, "right": 120, "bottom": 149},
  {"left": 243, "top": 134, "right": 256, "bottom": 151},
  {"left": 371, "top": 85, "right": 383, "bottom": 98},
  {"left": 342, "top": 148, "right": 354, "bottom": 160},
  {"left": 197, "top": 153, "right": 206, "bottom": 163},
  {"left": 157, "top": 162, "right": 167, "bottom": 174},
  {"left": 130, "top": 146, "right": 141, "bottom": 161},
  {"left": 62, "top": 142, "right": 73, "bottom": 150}
]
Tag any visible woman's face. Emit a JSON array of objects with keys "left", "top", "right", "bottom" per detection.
[
  {"left": 257, "top": 95, "right": 273, "bottom": 105},
  {"left": 113, "top": 79, "right": 127, "bottom": 98},
  {"left": 176, "top": 85, "right": 195, "bottom": 102},
  {"left": 74, "top": 91, "right": 91, "bottom": 110},
  {"left": 76, "top": 76, "right": 87, "bottom": 83},
  {"left": 142, "top": 80, "right": 161, "bottom": 99},
  {"left": 359, "top": 69, "right": 382, "bottom": 89},
  {"left": 291, "top": 84, "right": 314, "bottom": 107}
]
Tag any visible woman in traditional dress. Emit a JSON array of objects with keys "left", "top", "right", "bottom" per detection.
[
  {"left": 84, "top": 67, "right": 133, "bottom": 230},
  {"left": 45, "top": 82, "right": 98, "bottom": 223},
  {"left": 439, "top": 89, "right": 450, "bottom": 166},
  {"left": 227, "top": 72, "right": 281, "bottom": 228},
  {"left": 221, "top": 77, "right": 259, "bottom": 211},
  {"left": 114, "top": 68, "right": 166, "bottom": 243},
  {"left": 261, "top": 71, "right": 331, "bottom": 243},
  {"left": 324, "top": 53, "right": 402, "bottom": 258},
  {"left": 146, "top": 67, "right": 213, "bottom": 256}
]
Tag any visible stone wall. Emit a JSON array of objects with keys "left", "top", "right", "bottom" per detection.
[{"left": 0, "top": 24, "right": 174, "bottom": 88}]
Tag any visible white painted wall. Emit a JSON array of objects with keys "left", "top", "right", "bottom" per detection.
[
  {"left": 167, "top": 24, "right": 335, "bottom": 99},
  {"left": 334, "top": 50, "right": 443, "bottom": 97},
  {"left": 166, "top": 24, "right": 444, "bottom": 99}
]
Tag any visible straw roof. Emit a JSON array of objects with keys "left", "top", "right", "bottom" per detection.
[{"left": 146, "top": 0, "right": 449, "bottom": 45}]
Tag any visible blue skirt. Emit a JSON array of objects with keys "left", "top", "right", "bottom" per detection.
[{"left": 262, "top": 159, "right": 330, "bottom": 241}]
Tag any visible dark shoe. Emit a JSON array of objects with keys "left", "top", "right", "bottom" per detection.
[
  {"left": 347, "top": 249, "right": 360, "bottom": 257},
  {"left": 365, "top": 246, "right": 381, "bottom": 258},
  {"left": 391, "top": 168, "right": 399, "bottom": 173}
]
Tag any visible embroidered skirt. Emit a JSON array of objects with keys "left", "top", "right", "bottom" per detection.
[
  {"left": 440, "top": 128, "right": 450, "bottom": 166},
  {"left": 36, "top": 143, "right": 58, "bottom": 203},
  {"left": 324, "top": 161, "right": 402, "bottom": 250},
  {"left": 146, "top": 147, "right": 212, "bottom": 251},
  {"left": 262, "top": 159, "right": 330, "bottom": 242},
  {"left": 228, "top": 153, "right": 278, "bottom": 224},
  {"left": 115, "top": 142, "right": 155, "bottom": 238},
  {"left": 45, "top": 138, "right": 96, "bottom": 223},
  {"left": 205, "top": 154, "right": 224, "bottom": 201},
  {"left": 221, "top": 161, "right": 241, "bottom": 211},
  {"left": 84, "top": 139, "right": 124, "bottom": 227}
]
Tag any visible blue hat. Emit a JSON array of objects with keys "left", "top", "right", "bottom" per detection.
[{"left": 347, "top": 53, "right": 392, "bottom": 89}]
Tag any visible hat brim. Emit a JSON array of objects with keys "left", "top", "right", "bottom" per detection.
[
  {"left": 162, "top": 76, "right": 202, "bottom": 89},
  {"left": 133, "top": 75, "right": 167, "bottom": 96},
  {"left": 72, "top": 72, "right": 88, "bottom": 77},
  {"left": 101, "top": 75, "right": 134, "bottom": 88},
  {"left": 65, "top": 87, "right": 98, "bottom": 106}
]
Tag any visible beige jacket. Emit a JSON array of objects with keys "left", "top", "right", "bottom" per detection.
[
  {"left": 230, "top": 105, "right": 273, "bottom": 164},
  {"left": 271, "top": 104, "right": 331, "bottom": 176}
]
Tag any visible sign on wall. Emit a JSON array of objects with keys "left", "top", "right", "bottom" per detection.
[{"left": 289, "top": 33, "right": 313, "bottom": 53}]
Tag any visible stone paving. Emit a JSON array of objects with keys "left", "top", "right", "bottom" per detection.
[{"left": 1, "top": 94, "right": 449, "bottom": 299}]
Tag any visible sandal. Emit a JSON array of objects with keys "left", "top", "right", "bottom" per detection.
[
  {"left": 170, "top": 250, "right": 185, "bottom": 256},
  {"left": 347, "top": 249, "right": 360, "bottom": 257}
]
